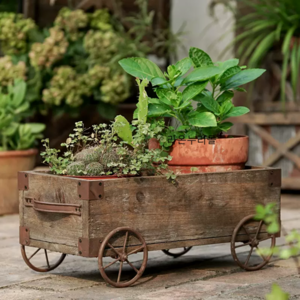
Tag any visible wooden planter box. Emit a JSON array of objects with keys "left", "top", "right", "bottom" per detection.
[
  {"left": 19, "top": 167, "right": 281, "bottom": 287},
  {"left": 230, "top": 113, "right": 300, "bottom": 190}
]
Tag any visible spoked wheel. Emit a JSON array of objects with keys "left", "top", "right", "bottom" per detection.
[
  {"left": 21, "top": 245, "right": 66, "bottom": 272},
  {"left": 231, "top": 214, "right": 276, "bottom": 271},
  {"left": 98, "top": 227, "right": 148, "bottom": 288},
  {"left": 162, "top": 247, "right": 193, "bottom": 258}
]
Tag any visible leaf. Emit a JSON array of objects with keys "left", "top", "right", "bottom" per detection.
[
  {"left": 151, "top": 77, "right": 168, "bottom": 86},
  {"left": 188, "top": 112, "right": 217, "bottom": 127},
  {"left": 217, "top": 91, "right": 234, "bottom": 104},
  {"left": 265, "top": 284, "right": 289, "bottom": 300},
  {"left": 291, "top": 44, "right": 298, "bottom": 100},
  {"left": 219, "top": 122, "right": 233, "bottom": 132},
  {"left": 249, "top": 31, "right": 276, "bottom": 67},
  {"left": 148, "top": 103, "right": 171, "bottom": 117},
  {"left": 235, "top": 87, "right": 247, "bottom": 92},
  {"left": 155, "top": 88, "right": 178, "bottom": 106},
  {"left": 218, "top": 59, "right": 239, "bottom": 71},
  {"left": 12, "top": 79, "right": 26, "bottom": 107},
  {"left": 183, "top": 66, "right": 221, "bottom": 84},
  {"left": 223, "top": 106, "right": 250, "bottom": 119},
  {"left": 196, "top": 94, "right": 220, "bottom": 115},
  {"left": 189, "top": 47, "right": 213, "bottom": 67},
  {"left": 175, "top": 57, "right": 192, "bottom": 75},
  {"left": 221, "top": 69, "right": 266, "bottom": 90},
  {"left": 182, "top": 81, "right": 208, "bottom": 101},
  {"left": 136, "top": 79, "right": 149, "bottom": 123},
  {"left": 220, "top": 101, "right": 234, "bottom": 119},
  {"left": 282, "top": 25, "right": 297, "bottom": 55},
  {"left": 2, "top": 122, "right": 19, "bottom": 136},
  {"left": 219, "top": 66, "right": 241, "bottom": 83},
  {"left": 202, "top": 127, "right": 221, "bottom": 137},
  {"left": 26, "top": 123, "right": 46, "bottom": 134},
  {"left": 114, "top": 115, "right": 133, "bottom": 145},
  {"left": 119, "top": 57, "right": 165, "bottom": 80}
]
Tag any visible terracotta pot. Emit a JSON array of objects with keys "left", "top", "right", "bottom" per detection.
[
  {"left": 149, "top": 135, "right": 249, "bottom": 174},
  {"left": 0, "top": 149, "right": 38, "bottom": 215}
]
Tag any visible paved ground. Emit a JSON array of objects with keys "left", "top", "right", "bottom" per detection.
[{"left": 0, "top": 194, "right": 299, "bottom": 300}]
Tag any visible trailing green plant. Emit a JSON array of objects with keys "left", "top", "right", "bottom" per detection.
[
  {"left": 119, "top": 47, "right": 265, "bottom": 149},
  {"left": 210, "top": 0, "right": 300, "bottom": 109},
  {"left": 41, "top": 79, "right": 172, "bottom": 177},
  {"left": 254, "top": 203, "right": 300, "bottom": 300},
  {"left": 0, "top": 79, "right": 45, "bottom": 151}
]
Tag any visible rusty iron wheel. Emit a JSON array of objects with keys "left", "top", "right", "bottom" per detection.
[
  {"left": 98, "top": 227, "right": 148, "bottom": 288},
  {"left": 162, "top": 247, "right": 193, "bottom": 258},
  {"left": 231, "top": 214, "right": 276, "bottom": 271},
  {"left": 21, "top": 245, "right": 66, "bottom": 272}
]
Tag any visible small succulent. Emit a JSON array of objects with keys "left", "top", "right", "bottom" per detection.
[
  {"left": 74, "top": 146, "right": 103, "bottom": 164},
  {"left": 85, "top": 162, "right": 104, "bottom": 176},
  {"left": 66, "top": 161, "right": 85, "bottom": 175},
  {"left": 100, "top": 148, "right": 120, "bottom": 168}
]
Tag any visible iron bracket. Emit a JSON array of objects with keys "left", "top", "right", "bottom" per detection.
[
  {"left": 78, "top": 238, "right": 102, "bottom": 257},
  {"left": 18, "top": 172, "right": 29, "bottom": 191},
  {"left": 77, "top": 181, "right": 104, "bottom": 200},
  {"left": 268, "top": 169, "right": 281, "bottom": 187},
  {"left": 19, "top": 226, "right": 30, "bottom": 246}
]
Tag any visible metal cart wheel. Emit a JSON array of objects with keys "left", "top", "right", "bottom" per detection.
[
  {"left": 162, "top": 247, "right": 193, "bottom": 258},
  {"left": 21, "top": 245, "right": 66, "bottom": 272},
  {"left": 98, "top": 227, "right": 148, "bottom": 288},
  {"left": 231, "top": 214, "right": 276, "bottom": 271}
]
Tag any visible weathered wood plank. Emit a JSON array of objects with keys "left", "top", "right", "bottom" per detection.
[{"left": 89, "top": 169, "right": 281, "bottom": 245}]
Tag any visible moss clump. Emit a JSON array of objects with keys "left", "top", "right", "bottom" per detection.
[
  {"left": 66, "top": 161, "right": 85, "bottom": 175},
  {"left": 74, "top": 146, "right": 103, "bottom": 164},
  {"left": 85, "top": 162, "right": 104, "bottom": 176}
]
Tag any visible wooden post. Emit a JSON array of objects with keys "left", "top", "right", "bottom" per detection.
[{"left": 23, "top": 0, "right": 36, "bottom": 19}]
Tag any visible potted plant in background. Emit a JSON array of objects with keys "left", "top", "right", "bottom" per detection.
[
  {"left": 210, "top": 0, "right": 300, "bottom": 189},
  {"left": 119, "top": 47, "right": 265, "bottom": 173},
  {"left": 0, "top": 79, "right": 45, "bottom": 215}
]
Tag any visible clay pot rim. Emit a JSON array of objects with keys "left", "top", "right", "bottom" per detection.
[
  {"left": 173, "top": 135, "right": 248, "bottom": 142},
  {"left": 0, "top": 148, "right": 38, "bottom": 158}
]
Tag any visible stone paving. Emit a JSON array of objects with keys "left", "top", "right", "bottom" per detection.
[{"left": 0, "top": 194, "right": 299, "bottom": 300}]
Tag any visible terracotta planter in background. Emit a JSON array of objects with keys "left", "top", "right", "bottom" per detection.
[
  {"left": 149, "top": 135, "right": 249, "bottom": 174},
  {"left": 0, "top": 149, "right": 38, "bottom": 215}
]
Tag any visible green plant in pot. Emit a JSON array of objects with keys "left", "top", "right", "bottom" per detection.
[
  {"left": 119, "top": 47, "right": 266, "bottom": 174},
  {"left": 0, "top": 79, "right": 45, "bottom": 215}
]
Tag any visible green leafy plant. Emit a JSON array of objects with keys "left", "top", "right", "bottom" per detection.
[
  {"left": 211, "top": 0, "right": 300, "bottom": 109},
  {"left": 119, "top": 47, "right": 265, "bottom": 149},
  {"left": 0, "top": 79, "right": 45, "bottom": 151}
]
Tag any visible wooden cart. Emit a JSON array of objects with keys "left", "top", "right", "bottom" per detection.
[{"left": 18, "top": 166, "right": 281, "bottom": 288}]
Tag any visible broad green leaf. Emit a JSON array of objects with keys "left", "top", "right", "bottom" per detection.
[
  {"left": 219, "top": 66, "right": 241, "bottom": 83},
  {"left": 147, "top": 97, "right": 160, "bottom": 104},
  {"left": 26, "top": 123, "right": 45, "bottom": 134},
  {"left": 196, "top": 94, "right": 220, "bottom": 115},
  {"left": 223, "top": 106, "right": 250, "bottom": 119},
  {"left": 188, "top": 111, "right": 217, "bottom": 127},
  {"left": 282, "top": 25, "right": 297, "bottom": 55},
  {"left": 189, "top": 47, "right": 213, "bottom": 67},
  {"left": 14, "top": 101, "right": 30, "bottom": 114},
  {"left": 114, "top": 115, "right": 133, "bottom": 145},
  {"left": 218, "top": 122, "right": 233, "bottom": 132},
  {"left": 136, "top": 79, "right": 149, "bottom": 123},
  {"left": 2, "top": 122, "right": 19, "bottom": 136},
  {"left": 151, "top": 77, "right": 168, "bottom": 86},
  {"left": 202, "top": 127, "right": 221, "bottom": 137},
  {"left": 148, "top": 103, "right": 171, "bottom": 117},
  {"left": 265, "top": 284, "right": 289, "bottom": 300},
  {"left": 182, "top": 81, "right": 208, "bottom": 101},
  {"left": 175, "top": 57, "right": 192, "bottom": 75},
  {"left": 183, "top": 66, "right": 221, "bottom": 84},
  {"left": 221, "top": 69, "right": 266, "bottom": 90},
  {"left": 218, "top": 59, "right": 239, "bottom": 71},
  {"left": 220, "top": 101, "right": 234, "bottom": 119},
  {"left": 156, "top": 88, "right": 178, "bottom": 106},
  {"left": 119, "top": 57, "right": 165, "bottom": 80},
  {"left": 217, "top": 91, "right": 234, "bottom": 104},
  {"left": 12, "top": 79, "right": 26, "bottom": 107},
  {"left": 177, "top": 125, "right": 191, "bottom": 131}
]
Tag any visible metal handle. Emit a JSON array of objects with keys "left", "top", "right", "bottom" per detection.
[{"left": 25, "top": 198, "right": 81, "bottom": 216}]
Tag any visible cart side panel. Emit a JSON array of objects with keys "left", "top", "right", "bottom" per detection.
[
  {"left": 19, "top": 172, "right": 85, "bottom": 254},
  {"left": 89, "top": 168, "right": 281, "bottom": 246}
]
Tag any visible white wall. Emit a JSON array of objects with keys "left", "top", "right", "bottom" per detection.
[{"left": 171, "top": 0, "right": 235, "bottom": 62}]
